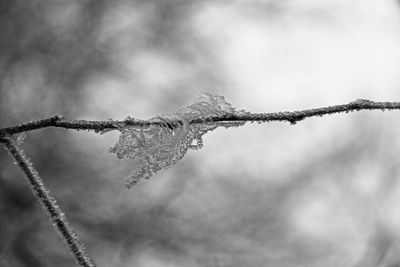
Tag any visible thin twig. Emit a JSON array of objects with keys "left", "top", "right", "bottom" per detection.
[
  {"left": 0, "top": 99, "right": 400, "bottom": 136},
  {"left": 0, "top": 136, "right": 96, "bottom": 267}
]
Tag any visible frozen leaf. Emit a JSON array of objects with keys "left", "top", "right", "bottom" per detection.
[{"left": 109, "top": 93, "right": 250, "bottom": 188}]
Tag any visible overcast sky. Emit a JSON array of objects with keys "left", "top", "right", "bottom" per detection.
[{"left": 2, "top": 1, "right": 400, "bottom": 266}]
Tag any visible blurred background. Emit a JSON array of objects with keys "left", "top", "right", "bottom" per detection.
[{"left": 2, "top": 0, "right": 400, "bottom": 266}]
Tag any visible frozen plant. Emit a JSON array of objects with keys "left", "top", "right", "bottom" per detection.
[
  {"left": 1, "top": 93, "right": 400, "bottom": 267},
  {"left": 109, "top": 93, "right": 249, "bottom": 188}
]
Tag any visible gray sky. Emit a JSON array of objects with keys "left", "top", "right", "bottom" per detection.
[{"left": 2, "top": 1, "right": 400, "bottom": 266}]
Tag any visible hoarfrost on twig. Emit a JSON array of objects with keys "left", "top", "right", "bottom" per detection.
[{"left": 109, "top": 93, "right": 249, "bottom": 188}]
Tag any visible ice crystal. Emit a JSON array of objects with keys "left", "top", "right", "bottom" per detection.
[
  {"left": 15, "top": 132, "right": 28, "bottom": 146},
  {"left": 109, "top": 93, "right": 250, "bottom": 188}
]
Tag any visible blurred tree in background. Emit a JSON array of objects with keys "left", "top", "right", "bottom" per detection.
[{"left": 2, "top": 0, "right": 400, "bottom": 266}]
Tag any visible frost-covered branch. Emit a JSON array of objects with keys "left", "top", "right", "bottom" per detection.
[
  {"left": 231, "top": 99, "right": 400, "bottom": 125},
  {"left": 0, "top": 136, "right": 96, "bottom": 267},
  {"left": 2, "top": 96, "right": 400, "bottom": 189},
  {"left": 2, "top": 95, "right": 400, "bottom": 266},
  {"left": 1, "top": 99, "right": 400, "bottom": 137}
]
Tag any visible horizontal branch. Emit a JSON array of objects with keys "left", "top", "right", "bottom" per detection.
[{"left": 1, "top": 99, "right": 399, "bottom": 136}]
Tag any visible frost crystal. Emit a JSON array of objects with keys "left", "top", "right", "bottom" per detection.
[
  {"left": 15, "top": 132, "right": 28, "bottom": 146},
  {"left": 109, "top": 93, "right": 249, "bottom": 188}
]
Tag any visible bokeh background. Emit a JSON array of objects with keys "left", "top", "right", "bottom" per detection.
[{"left": 2, "top": 0, "right": 400, "bottom": 266}]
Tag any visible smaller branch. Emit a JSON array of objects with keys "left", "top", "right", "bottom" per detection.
[
  {"left": 0, "top": 136, "right": 96, "bottom": 267},
  {"left": 1, "top": 99, "right": 400, "bottom": 136},
  {"left": 0, "top": 115, "right": 150, "bottom": 136},
  {"left": 0, "top": 114, "right": 64, "bottom": 136},
  {"left": 201, "top": 99, "right": 400, "bottom": 125}
]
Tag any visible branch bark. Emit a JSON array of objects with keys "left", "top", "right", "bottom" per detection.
[
  {"left": 1, "top": 99, "right": 399, "bottom": 137},
  {"left": 0, "top": 136, "right": 96, "bottom": 267}
]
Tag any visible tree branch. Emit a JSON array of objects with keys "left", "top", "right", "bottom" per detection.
[
  {"left": 1, "top": 99, "right": 400, "bottom": 136},
  {"left": 0, "top": 136, "right": 96, "bottom": 267},
  {"left": 1, "top": 98, "right": 400, "bottom": 266}
]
